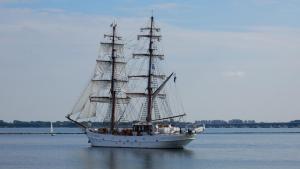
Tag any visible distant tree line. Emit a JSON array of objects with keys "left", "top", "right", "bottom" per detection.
[
  {"left": 0, "top": 119, "right": 299, "bottom": 128},
  {"left": 0, "top": 120, "right": 77, "bottom": 128},
  {"left": 194, "top": 119, "right": 300, "bottom": 128}
]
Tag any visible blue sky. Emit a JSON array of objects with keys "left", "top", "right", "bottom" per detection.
[
  {"left": 0, "top": 0, "right": 299, "bottom": 122},
  {"left": 2, "top": 0, "right": 300, "bottom": 29}
]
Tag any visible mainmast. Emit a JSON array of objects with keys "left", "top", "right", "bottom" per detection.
[
  {"left": 134, "top": 16, "right": 162, "bottom": 123},
  {"left": 109, "top": 23, "right": 117, "bottom": 132},
  {"left": 146, "top": 16, "right": 154, "bottom": 123}
]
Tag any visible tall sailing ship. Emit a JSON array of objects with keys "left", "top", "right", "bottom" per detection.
[{"left": 66, "top": 16, "right": 204, "bottom": 148}]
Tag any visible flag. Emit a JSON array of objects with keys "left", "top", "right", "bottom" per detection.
[{"left": 174, "top": 74, "right": 177, "bottom": 83}]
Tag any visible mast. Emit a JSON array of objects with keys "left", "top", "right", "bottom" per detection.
[
  {"left": 67, "top": 22, "right": 129, "bottom": 126},
  {"left": 133, "top": 16, "right": 162, "bottom": 123},
  {"left": 146, "top": 16, "right": 154, "bottom": 123},
  {"left": 110, "top": 23, "right": 117, "bottom": 132}
]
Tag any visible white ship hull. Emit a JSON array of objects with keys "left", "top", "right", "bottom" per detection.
[{"left": 86, "top": 129, "right": 196, "bottom": 149}]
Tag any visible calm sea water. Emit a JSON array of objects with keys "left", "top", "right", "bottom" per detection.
[{"left": 0, "top": 128, "right": 300, "bottom": 169}]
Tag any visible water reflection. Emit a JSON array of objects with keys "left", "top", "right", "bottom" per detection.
[{"left": 80, "top": 147, "right": 194, "bottom": 169}]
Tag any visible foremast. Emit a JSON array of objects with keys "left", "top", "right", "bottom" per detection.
[
  {"left": 109, "top": 23, "right": 117, "bottom": 132},
  {"left": 67, "top": 23, "right": 129, "bottom": 132},
  {"left": 146, "top": 16, "right": 154, "bottom": 123}
]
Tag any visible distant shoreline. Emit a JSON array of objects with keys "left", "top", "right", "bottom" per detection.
[
  {"left": 1, "top": 120, "right": 300, "bottom": 128},
  {"left": 1, "top": 129, "right": 300, "bottom": 135}
]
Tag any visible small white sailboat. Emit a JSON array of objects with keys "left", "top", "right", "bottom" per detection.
[{"left": 50, "top": 122, "right": 55, "bottom": 136}]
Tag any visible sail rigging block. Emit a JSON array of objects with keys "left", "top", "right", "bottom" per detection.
[
  {"left": 104, "top": 34, "right": 122, "bottom": 40},
  {"left": 100, "top": 42, "right": 124, "bottom": 46},
  {"left": 140, "top": 27, "right": 160, "bottom": 32},
  {"left": 137, "top": 34, "right": 161, "bottom": 40},
  {"left": 127, "top": 92, "right": 166, "bottom": 99},
  {"left": 133, "top": 53, "right": 164, "bottom": 60},
  {"left": 89, "top": 96, "right": 130, "bottom": 104},
  {"left": 96, "top": 59, "right": 126, "bottom": 64},
  {"left": 92, "top": 79, "right": 128, "bottom": 83}
]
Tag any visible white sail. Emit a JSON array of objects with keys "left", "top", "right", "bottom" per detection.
[
  {"left": 50, "top": 122, "right": 54, "bottom": 133},
  {"left": 69, "top": 80, "right": 104, "bottom": 120},
  {"left": 50, "top": 122, "right": 55, "bottom": 136},
  {"left": 100, "top": 42, "right": 124, "bottom": 54},
  {"left": 94, "top": 60, "right": 126, "bottom": 79}
]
